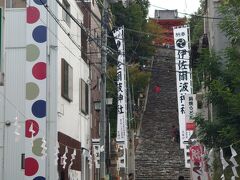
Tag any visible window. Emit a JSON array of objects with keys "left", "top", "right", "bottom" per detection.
[
  {"left": 80, "top": 79, "right": 89, "bottom": 115},
  {"left": 61, "top": 59, "right": 73, "bottom": 102},
  {"left": 6, "top": 0, "right": 26, "bottom": 8},
  {"left": 62, "top": 0, "right": 71, "bottom": 26}
]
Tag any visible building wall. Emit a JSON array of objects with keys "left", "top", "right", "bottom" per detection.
[
  {"left": 2, "top": 8, "right": 26, "bottom": 180},
  {"left": 88, "top": 2, "right": 101, "bottom": 179},
  {"left": 55, "top": 0, "right": 91, "bottom": 179},
  {"left": 206, "top": 0, "right": 229, "bottom": 52},
  {"left": 46, "top": 0, "right": 59, "bottom": 179},
  {"left": 77, "top": 1, "right": 102, "bottom": 179},
  {"left": 1, "top": 0, "right": 92, "bottom": 179},
  {"left": 56, "top": 0, "right": 88, "bottom": 144},
  {"left": 89, "top": 0, "right": 101, "bottom": 140}
]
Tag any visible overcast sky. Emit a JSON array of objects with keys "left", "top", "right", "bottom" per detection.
[{"left": 148, "top": 0, "right": 201, "bottom": 18}]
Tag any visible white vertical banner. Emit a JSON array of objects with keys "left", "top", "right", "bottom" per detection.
[
  {"left": 185, "top": 94, "right": 197, "bottom": 131},
  {"left": 113, "top": 26, "right": 128, "bottom": 145},
  {"left": 173, "top": 26, "right": 192, "bottom": 149},
  {"left": 113, "top": 26, "right": 127, "bottom": 169}
]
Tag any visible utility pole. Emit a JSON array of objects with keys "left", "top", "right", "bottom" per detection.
[{"left": 100, "top": 0, "right": 108, "bottom": 178}]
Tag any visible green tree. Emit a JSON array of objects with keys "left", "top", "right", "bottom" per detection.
[
  {"left": 218, "top": 0, "right": 240, "bottom": 44},
  {"left": 106, "top": 64, "right": 151, "bottom": 137},
  {"left": 109, "top": 0, "right": 156, "bottom": 63},
  {"left": 188, "top": 0, "right": 205, "bottom": 44}
]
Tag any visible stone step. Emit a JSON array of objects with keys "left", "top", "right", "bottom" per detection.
[{"left": 135, "top": 48, "right": 190, "bottom": 179}]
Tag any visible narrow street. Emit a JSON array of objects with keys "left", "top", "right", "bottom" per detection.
[
  {"left": 135, "top": 48, "right": 190, "bottom": 179},
  {"left": 1, "top": 0, "right": 238, "bottom": 179}
]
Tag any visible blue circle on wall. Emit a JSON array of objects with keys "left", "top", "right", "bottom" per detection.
[
  {"left": 32, "top": 25, "right": 47, "bottom": 43},
  {"left": 32, "top": 100, "right": 46, "bottom": 118},
  {"left": 33, "top": 176, "right": 46, "bottom": 180},
  {"left": 34, "top": 0, "right": 47, "bottom": 5}
]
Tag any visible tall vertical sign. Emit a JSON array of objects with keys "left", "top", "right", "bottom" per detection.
[
  {"left": 25, "top": 0, "right": 47, "bottom": 179},
  {"left": 185, "top": 94, "right": 197, "bottom": 131},
  {"left": 173, "top": 26, "right": 192, "bottom": 149},
  {"left": 113, "top": 26, "right": 127, "bottom": 144},
  {"left": 113, "top": 26, "right": 127, "bottom": 168},
  {"left": 190, "top": 145, "right": 210, "bottom": 180}
]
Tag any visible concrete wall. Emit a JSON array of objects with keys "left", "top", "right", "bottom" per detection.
[
  {"left": 205, "top": 0, "right": 229, "bottom": 53},
  {"left": 2, "top": 8, "right": 26, "bottom": 180},
  {"left": 1, "top": 0, "right": 92, "bottom": 179},
  {"left": 55, "top": 0, "right": 91, "bottom": 179}
]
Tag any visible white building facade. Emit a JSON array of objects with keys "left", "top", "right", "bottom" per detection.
[{"left": 0, "top": 0, "right": 92, "bottom": 179}]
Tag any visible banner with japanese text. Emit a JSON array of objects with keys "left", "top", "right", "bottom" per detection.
[
  {"left": 173, "top": 26, "right": 192, "bottom": 149},
  {"left": 92, "top": 139, "right": 100, "bottom": 169},
  {"left": 185, "top": 94, "right": 197, "bottom": 131},
  {"left": 113, "top": 26, "right": 128, "bottom": 145},
  {"left": 190, "top": 145, "right": 210, "bottom": 180}
]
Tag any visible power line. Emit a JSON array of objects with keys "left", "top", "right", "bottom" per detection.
[
  {"left": 149, "top": 4, "right": 223, "bottom": 20},
  {"left": 111, "top": 26, "right": 175, "bottom": 40},
  {"left": 70, "top": 1, "right": 196, "bottom": 59},
  {"left": 55, "top": 0, "right": 128, "bottom": 68},
  {"left": 75, "top": 0, "right": 102, "bottom": 24},
  {"left": 55, "top": 0, "right": 109, "bottom": 52},
  {"left": 40, "top": 0, "right": 83, "bottom": 51},
  {"left": 42, "top": 1, "right": 193, "bottom": 75},
  {"left": 36, "top": 0, "right": 105, "bottom": 75}
]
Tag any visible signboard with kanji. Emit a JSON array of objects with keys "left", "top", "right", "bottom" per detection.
[{"left": 173, "top": 26, "right": 192, "bottom": 149}]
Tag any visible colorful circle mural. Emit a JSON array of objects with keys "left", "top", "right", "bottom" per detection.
[
  {"left": 27, "top": 6, "right": 40, "bottom": 24},
  {"left": 26, "top": 82, "right": 40, "bottom": 100},
  {"left": 32, "top": 62, "right": 46, "bottom": 80},
  {"left": 26, "top": 44, "right": 40, "bottom": 62},
  {"left": 32, "top": 25, "right": 47, "bottom": 43},
  {"left": 33, "top": 176, "right": 46, "bottom": 180},
  {"left": 25, "top": 119, "right": 39, "bottom": 138},
  {"left": 26, "top": 1, "right": 47, "bottom": 178},
  {"left": 32, "top": 138, "right": 44, "bottom": 157},
  {"left": 25, "top": 157, "right": 39, "bottom": 176},
  {"left": 32, "top": 100, "right": 46, "bottom": 118},
  {"left": 34, "top": 0, "right": 47, "bottom": 5}
]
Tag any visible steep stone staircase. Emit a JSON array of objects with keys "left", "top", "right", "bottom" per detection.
[{"left": 135, "top": 48, "right": 190, "bottom": 180}]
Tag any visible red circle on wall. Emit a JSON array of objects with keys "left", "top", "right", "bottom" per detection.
[
  {"left": 32, "top": 62, "right": 46, "bottom": 80},
  {"left": 25, "top": 119, "right": 39, "bottom": 138},
  {"left": 25, "top": 157, "right": 39, "bottom": 176},
  {"left": 27, "top": 6, "right": 40, "bottom": 24}
]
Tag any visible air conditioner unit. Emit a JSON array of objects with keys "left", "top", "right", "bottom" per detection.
[{"left": 0, "top": 72, "right": 4, "bottom": 86}]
